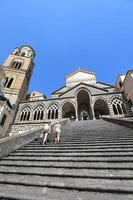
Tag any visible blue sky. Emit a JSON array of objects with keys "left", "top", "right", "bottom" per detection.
[{"left": 0, "top": 0, "right": 133, "bottom": 97}]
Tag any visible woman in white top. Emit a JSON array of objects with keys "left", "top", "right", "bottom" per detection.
[
  {"left": 53, "top": 122, "right": 62, "bottom": 144},
  {"left": 42, "top": 123, "right": 50, "bottom": 144}
]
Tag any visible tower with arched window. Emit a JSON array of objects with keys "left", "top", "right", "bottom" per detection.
[{"left": 1, "top": 45, "right": 35, "bottom": 106}]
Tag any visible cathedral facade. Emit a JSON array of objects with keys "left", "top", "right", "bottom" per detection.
[
  {"left": 0, "top": 45, "right": 132, "bottom": 136},
  {"left": 10, "top": 47, "right": 132, "bottom": 134}
]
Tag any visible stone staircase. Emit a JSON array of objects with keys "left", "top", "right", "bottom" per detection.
[{"left": 0, "top": 120, "right": 133, "bottom": 200}]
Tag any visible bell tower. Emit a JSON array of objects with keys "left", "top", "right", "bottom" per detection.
[{"left": 1, "top": 45, "right": 35, "bottom": 106}]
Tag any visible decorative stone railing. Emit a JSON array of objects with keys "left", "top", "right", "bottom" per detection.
[
  {"left": 102, "top": 116, "right": 133, "bottom": 129},
  {"left": 11, "top": 118, "right": 70, "bottom": 135},
  {"left": 0, "top": 127, "right": 43, "bottom": 159}
]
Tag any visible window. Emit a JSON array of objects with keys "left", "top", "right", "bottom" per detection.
[
  {"left": 21, "top": 52, "right": 25, "bottom": 56},
  {"left": 112, "top": 99, "right": 127, "bottom": 115},
  {"left": 0, "top": 114, "right": 7, "bottom": 126},
  {"left": 12, "top": 61, "right": 22, "bottom": 69},
  {"left": 20, "top": 107, "right": 31, "bottom": 121},
  {"left": 4, "top": 77, "right": 13, "bottom": 88},
  {"left": 7, "top": 78, "right": 13, "bottom": 88},
  {"left": 47, "top": 104, "right": 59, "bottom": 119},
  {"left": 33, "top": 106, "right": 44, "bottom": 120},
  {"left": 14, "top": 52, "right": 18, "bottom": 55},
  {"left": 113, "top": 104, "right": 118, "bottom": 115},
  {"left": 4, "top": 77, "right": 9, "bottom": 87}
]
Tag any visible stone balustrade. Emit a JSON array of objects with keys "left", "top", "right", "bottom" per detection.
[
  {"left": 0, "top": 127, "right": 43, "bottom": 159},
  {"left": 102, "top": 116, "right": 133, "bottom": 128}
]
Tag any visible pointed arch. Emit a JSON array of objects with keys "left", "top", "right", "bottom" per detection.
[
  {"left": 47, "top": 103, "right": 59, "bottom": 119},
  {"left": 20, "top": 106, "right": 31, "bottom": 121},
  {"left": 62, "top": 101, "right": 76, "bottom": 120},
  {"left": 93, "top": 98, "right": 110, "bottom": 119},
  {"left": 111, "top": 97, "right": 127, "bottom": 115},
  {"left": 33, "top": 105, "right": 44, "bottom": 120},
  {"left": 76, "top": 88, "right": 93, "bottom": 120}
]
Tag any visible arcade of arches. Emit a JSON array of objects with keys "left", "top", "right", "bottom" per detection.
[
  {"left": 62, "top": 90, "right": 111, "bottom": 120},
  {"left": 18, "top": 90, "right": 130, "bottom": 123}
]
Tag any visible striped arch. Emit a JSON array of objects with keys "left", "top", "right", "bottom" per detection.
[
  {"left": 93, "top": 96, "right": 109, "bottom": 105},
  {"left": 47, "top": 102, "right": 59, "bottom": 119},
  {"left": 61, "top": 100, "right": 76, "bottom": 120},
  {"left": 19, "top": 104, "right": 32, "bottom": 112},
  {"left": 75, "top": 87, "right": 92, "bottom": 98},
  {"left": 19, "top": 105, "right": 31, "bottom": 121},
  {"left": 33, "top": 104, "right": 45, "bottom": 120},
  {"left": 93, "top": 97, "right": 110, "bottom": 119},
  {"left": 61, "top": 100, "right": 76, "bottom": 108},
  {"left": 75, "top": 87, "right": 93, "bottom": 120}
]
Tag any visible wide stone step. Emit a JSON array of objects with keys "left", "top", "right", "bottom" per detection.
[
  {"left": 0, "top": 184, "right": 132, "bottom": 200},
  {"left": 0, "top": 173, "right": 133, "bottom": 194},
  {"left": 63, "top": 132, "right": 131, "bottom": 135},
  {"left": 54, "top": 140, "right": 133, "bottom": 143},
  {"left": 33, "top": 134, "right": 133, "bottom": 140},
  {"left": 2, "top": 156, "right": 133, "bottom": 161},
  {"left": 9, "top": 152, "right": 133, "bottom": 157},
  {"left": 16, "top": 148, "right": 133, "bottom": 153},
  {"left": 0, "top": 120, "right": 132, "bottom": 199},
  {"left": 33, "top": 138, "right": 133, "bottom": 143},
  {"left": 0, "top": 184, "right": 45, "bottom": 200},
  {"left": 62, "top": 133, "right": 133, "bottom": 137},
  {"left": 27, "top": 142, "right": 133, "bottom": 147},
  {"left": 63, "top": 132, "right": 133, "bottom": 135},
  {"left": 63, "top": 128, "right": 132, "bottom": 133},
  {"left": 61, "top": 138, "right": 133, "bottom": 142},
  {"left": 0, "top": 165, "right": 133, "bottom": 179},
  {"left": 21, "top": 144, "right": 133, "bottom": 150},
  {"left": 1, "top": 160, "right": 133, "bottom": 169}
]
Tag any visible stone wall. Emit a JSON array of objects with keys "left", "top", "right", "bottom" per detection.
[{"left": 0, "top": 127, "right": 43, "bottom": 159}]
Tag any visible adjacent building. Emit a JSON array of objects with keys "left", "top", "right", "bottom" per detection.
[
  {"left": 0, "top": 45, "right": 35, "bottom": 137},
  {"left": 0, "top": 67, "right": 13, "bottom": 138},
  {"left": 115, "top": 70, "right": 133, "bottom": 112}
]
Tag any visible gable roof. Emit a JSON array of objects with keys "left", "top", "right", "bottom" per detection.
[
  {"left": 52, "top": 86, "right": 66, "bottom": 95},
  {"left": 59, "top": 82, "right": 108, "bottom": 97},
  {"left": 96, "top": 81, "right": 114, "bottom": 88},
  {"left": 65, "top": 69, "right": 96, "bottom": 79}
]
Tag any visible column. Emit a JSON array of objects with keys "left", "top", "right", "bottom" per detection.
[{"left": 75, "top": 106, "right": 78, "bottom": 121}]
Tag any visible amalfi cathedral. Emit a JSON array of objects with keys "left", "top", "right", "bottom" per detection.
[{"left": 0, "top": 45, "right": 133, "bottom": 138}]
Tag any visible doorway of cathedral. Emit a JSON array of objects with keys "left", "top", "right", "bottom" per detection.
[
  {"left": 80, "top": 110, "right": 89, "bottom": 120},
  {"left": 77, "top": 89, "right": 93, "bottom": 120},
  {"left": 62, "top": 102, "right": 76, "bottom": 120},
  {"left": 94, "top": 99, "right": 110, "bottom": 119}
]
